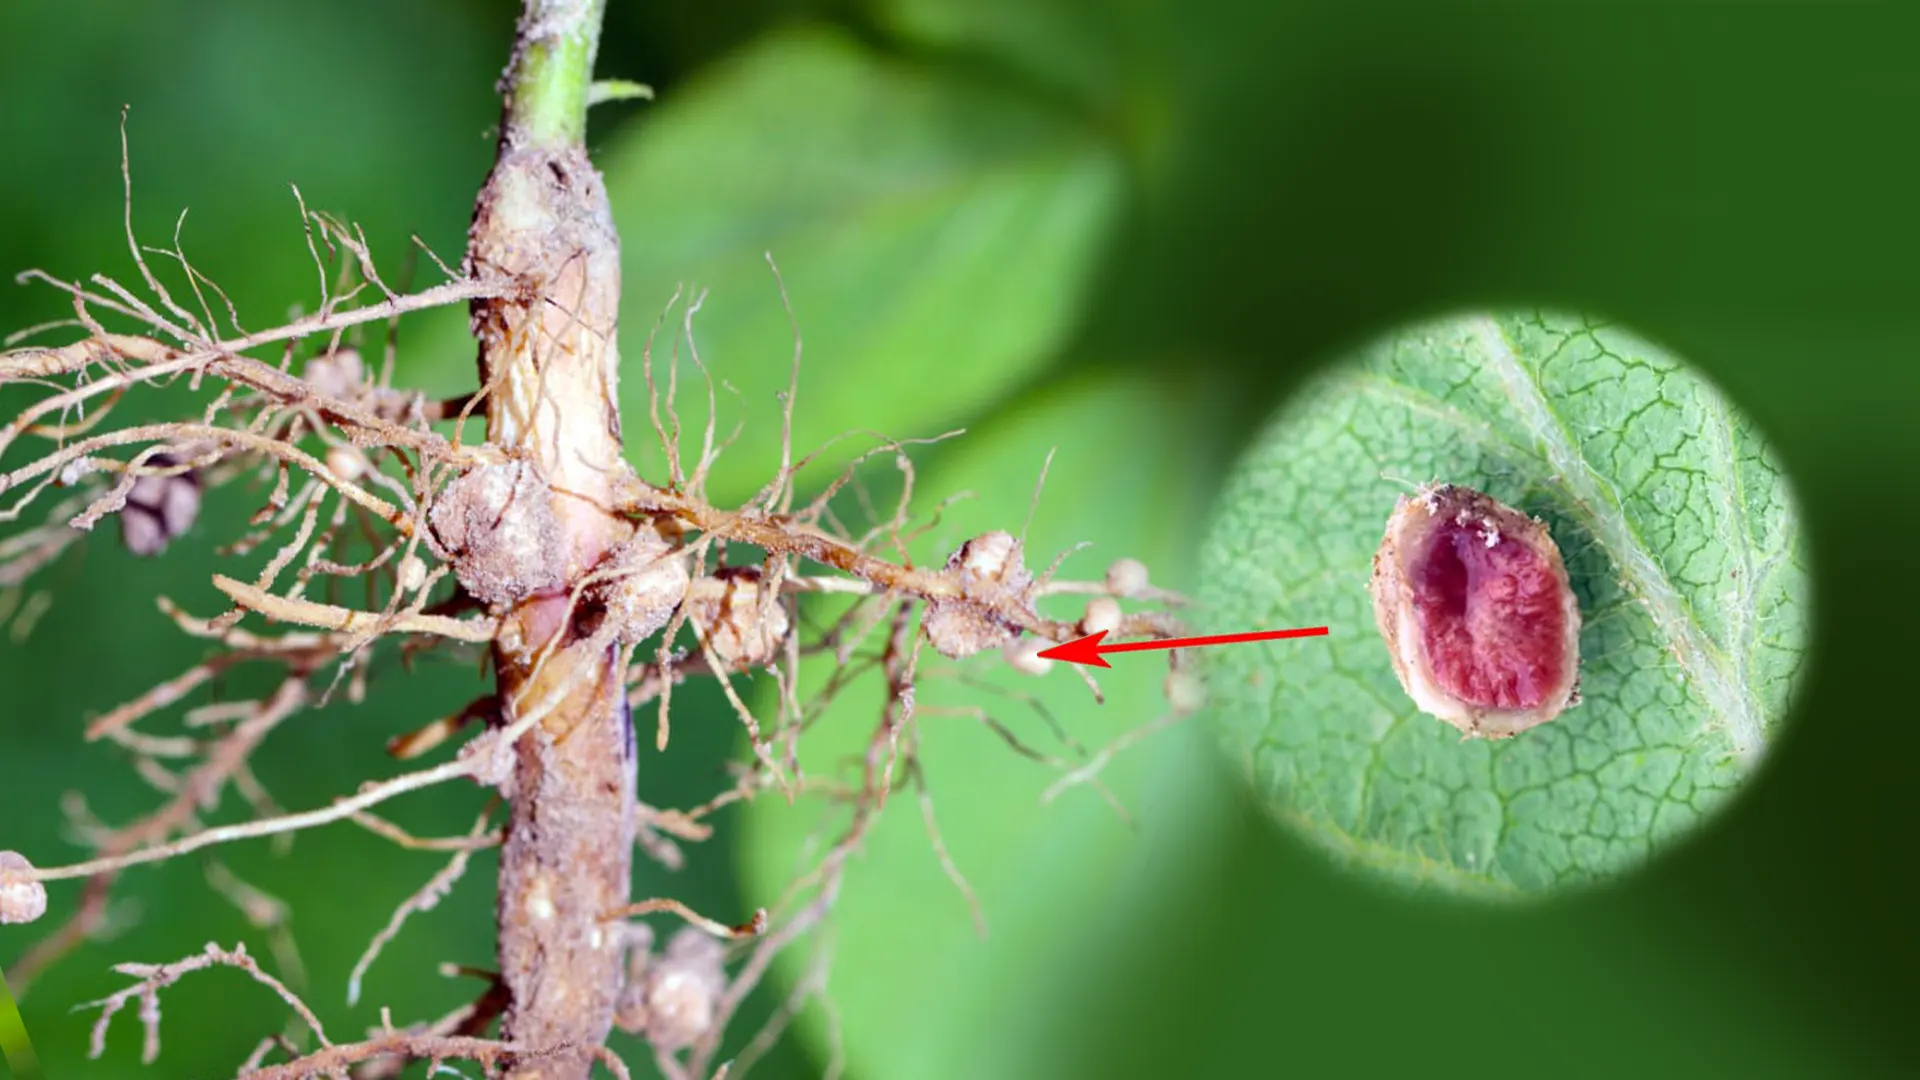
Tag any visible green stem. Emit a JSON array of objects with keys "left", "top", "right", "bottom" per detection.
[{"left": 501, "top": 0, "right": 608, "bottom": 150}]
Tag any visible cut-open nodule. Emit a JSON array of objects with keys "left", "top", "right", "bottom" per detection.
[{"left": 1369, "top": 483, "right": 1582, "bottom": 739}]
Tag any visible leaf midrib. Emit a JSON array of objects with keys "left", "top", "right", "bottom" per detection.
[{"left": 1468, "top": 316, "right": 1764, "bottom": 764}]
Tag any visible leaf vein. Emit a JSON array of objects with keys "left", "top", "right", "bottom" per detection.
[{"left": 1469, "top": 317, "right": 1764, "bottom": 765}]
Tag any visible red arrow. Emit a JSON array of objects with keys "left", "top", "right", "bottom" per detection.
[{"left": 1036, "top": 626, "right": 1330, "bottom": 669}]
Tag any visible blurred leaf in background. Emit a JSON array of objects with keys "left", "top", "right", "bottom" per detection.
[{"left": 598, "top": 28, "right": 1122, "bottom": 504}]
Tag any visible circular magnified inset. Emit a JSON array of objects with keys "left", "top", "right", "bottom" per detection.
[{"left": 1198, "top": 310, "right": 1809, "bottom": 897}]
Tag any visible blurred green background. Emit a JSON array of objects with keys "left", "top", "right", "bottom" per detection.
[{"left": 2, "top": 1, "right": 1917, "bottom": 1077}]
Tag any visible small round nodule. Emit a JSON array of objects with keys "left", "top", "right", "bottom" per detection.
[
  {"left": 601, "top": 525, "right": 693, "bottom": 647},
  {"left": 396, "top": 555, "right": 428, "bottom": 594},
  {"left": 1105, "top": 557, "right": 1150, "bottom": 596},
  {"left": 1164, "top": 668, "right": 1206, "bottom": 716},
  {"left": 949, "top": 531, "right": 1029, "bottom": 588},
  {"left": 688, "top": 565, "right": 789, "bottom": 670},
  {"left": 640, "top": 928, "right": 726, "bottom": 1052},
  {"left": 1081, "top": 596, "right": 1122, "bottom": 637},
  {"left": 0, "top": 850, "right": 47, "bottom": 925},
  {"left": 429, "top": 461, "right": 566, "bottom": 607},
  {"left": 1003, "top": 636, "right": 1054, "bottom": 676},
  {"left": 1369, "top": 483, "right": 1582, "bottom": 739},
  {"left": 326, "top": 445, "right": 367, "bottom": 483},
  {"left": 302, "top": 347, "right": 365, "bottom": 400},
  {"left": 120, "top": 455, "right": 202, "bottom": 557}
]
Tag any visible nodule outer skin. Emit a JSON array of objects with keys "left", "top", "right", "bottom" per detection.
[{"left": 1369, "top": 484, "right": 1582, "bottom": 739}]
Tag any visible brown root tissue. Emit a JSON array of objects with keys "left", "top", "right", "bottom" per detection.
[
  {"left": 466, "top": 130, "right": 634, "bottom": 1077},
  {"left": 1369, "top": 484, "right": 1582, "bottom": 739}
]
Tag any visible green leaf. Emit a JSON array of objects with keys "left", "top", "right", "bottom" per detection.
[
  {"left": 874, "top": 0, "right": 1155, "bottom": 108},
  {"left": 1197, "top": 311, "right": 1809, "bottom": 895},
  {"left": 594, "top": 28, "right": 1123, "bottom": 504},
  {"left": 737, "top": 368, "right": 1215, "bottom": 1079}
]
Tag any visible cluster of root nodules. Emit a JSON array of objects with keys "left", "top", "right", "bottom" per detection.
[{"left": 0, "top": 150, "right": 1189, "bottom": 1080}]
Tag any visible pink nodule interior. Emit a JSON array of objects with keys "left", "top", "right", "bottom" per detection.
[{"left": 1411, "top": 522, "right": 1568, "bottom": 711}]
